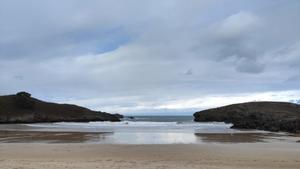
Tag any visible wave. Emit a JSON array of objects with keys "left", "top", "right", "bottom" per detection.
[
  {"left": 23, "top": 121, "right": 239, "bottom": 134},
  {"left": 25, "top": 121, "right": 232, "bottom": 128}
]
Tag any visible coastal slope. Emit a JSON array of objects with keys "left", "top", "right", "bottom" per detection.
[
  {"left": 194, "top": 101, "right": 300, "bottom": 133},
  {"left": 0, "top": 92, "right": 120, "bottom": 123}
]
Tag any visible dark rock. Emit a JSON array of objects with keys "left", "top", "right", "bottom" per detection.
[
  {"left": 114, "top": 113, "right": 124, "bottom": 119},
  {"left": 194, "top": 102, "right": 300, "bottom": 133},
  {"left": 0, "top": 92, "right": 121, "bottom": 123},
  {"left": 16, "top": 91, "right": 31, "bottom": 97},
  {"left": 14, "top": 91, "right": 35, "bottom": 109},
  {"left": 128, "top": 116, "right": 135, "bottom": 120}
]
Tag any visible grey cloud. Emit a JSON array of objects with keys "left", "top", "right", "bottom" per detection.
[
  {"left": 235, "top": 58, "right": 265, "bottom": 74},
  {"left": 184, "top": 69, "right": 193, "bottom": 76},
  {"left": 0, "top": 0, "right": 299, "bottom": 114}
]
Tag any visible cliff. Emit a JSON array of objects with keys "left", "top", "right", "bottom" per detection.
[
  {"left": 194, "top": 101, "right": 300, "bottom": 133},
  {"left": 0, "top": 92, "right": 120, "bottom": 123}
]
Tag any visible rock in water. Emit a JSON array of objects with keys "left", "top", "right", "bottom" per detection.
[
  {"left": 114, "top": 113, "right": 124, "bottom": 119},
  {"left": 0, "top": 92, "right": 121, "bottom": 123},
  {"left": 194, "top": 102, "right": 300, "bottom": 133}
]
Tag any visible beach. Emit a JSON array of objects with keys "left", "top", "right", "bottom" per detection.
[
  {"left": 0, "top": 118, "right": 299, "bottom": 169},
  {"left": 1, "top": 143, "right": 300, "bottom": 169},
  {"left": 1, "top": 0, "right": 299, "bottom": 168}
]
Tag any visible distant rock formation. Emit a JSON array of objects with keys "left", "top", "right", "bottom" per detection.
[
  {"left": 194, "top": 102, "right": 300, "bottom": 133},
  {"left": 127, "top": 116, "right": 135, "bottom": 120},
  {"left": 0, "top": 92, "right": 121, "bottom": 123},
  {"left": 114, "top": 113, "right": 124, "bottom": 119}
]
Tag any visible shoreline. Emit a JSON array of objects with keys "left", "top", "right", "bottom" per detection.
[
  {"left": 0, "top": 124, "right": 299, "bottom": 169},
  {"left": 0, "top": 129, "right": 299, "bottom": 144}
]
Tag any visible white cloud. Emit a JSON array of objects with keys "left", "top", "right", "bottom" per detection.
[
  {"left": 60, "top": 90, "right": 300, "bottom": 115},
  {"left": 0, "top": 0, "right": 300, "bottom": 114},
  {"left": 157, "top": 90, "right": 300, "bottom": 110},
  {"left": 216, "top": 11, "right": 260, "bottom": 38}
]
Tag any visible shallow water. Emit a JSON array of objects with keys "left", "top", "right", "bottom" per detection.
[
  {"left": 0, "top": 116, "right": 299, "bottom": 144},
  {"left": 0, "top": 130, "right": 299, "bottom": 144}
]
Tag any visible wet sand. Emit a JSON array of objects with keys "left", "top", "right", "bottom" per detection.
[
  {"left": 0, "top": 130, "right": 299, "bottom": 144},
  {"left": 0, "top": 143, "right": 300, "bottom": 169},
  {"left": 0, "top": 130, "right": 112, "bottom": 143},
  {"left": 0, "top": 130, "right": 299, "bottom": 169}
]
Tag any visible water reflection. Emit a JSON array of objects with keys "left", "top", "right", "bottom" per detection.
[
  {"left": 1, "top": 130, "right": 299, "bottom": 144},
  {"left": 100, "top": 132, "right": 197, "bottom": 144},
  {"left": 0, "top": 131, "right": 112, "bottom": 143},
  {"left": 194, "top": 133, "right": 299, "bottom": 144},
  {"left": 195, "top": 133, "right": 269, "bottom": 143},
  {"left": 0, "top": 131, "right": 198, "bottom": 144}
]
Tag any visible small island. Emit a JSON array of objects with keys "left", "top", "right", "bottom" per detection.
[
  {"left": 194, "top": 101, "right": 300, "bottom": 133},
  {"left": 0, "top": 92, "right": 121, "bottom": 123}
]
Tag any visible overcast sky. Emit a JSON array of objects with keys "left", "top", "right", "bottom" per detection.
[{"left": 0, "top": 0, "right": 300, "bottom": 115}]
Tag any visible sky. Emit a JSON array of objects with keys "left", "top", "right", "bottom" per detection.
[{"left": 0, "top": 0, "right": 300, "bottom": 115}]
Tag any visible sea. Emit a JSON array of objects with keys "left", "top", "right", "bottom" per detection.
[
  {"left": 1, "top": 116, "right": 297, "bottom": 144},
  {"left": 25, "top": 115, "right": 234, "bottom": 134}
]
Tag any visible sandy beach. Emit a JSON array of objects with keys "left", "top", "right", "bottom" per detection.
[
  {"left": 0, "top": 125, "right": 300, "bottom": 169},
  {"left": 0, "top": 143, "right": 299, "bottom": 169}
]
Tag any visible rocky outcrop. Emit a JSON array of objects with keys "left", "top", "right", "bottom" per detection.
[
  {"left": 194, "top": 102, "right": 300, "bottom": 133},
  {"left": 0, "top": 92, "right": 121, "bottom": 123},
  {"left": 114, "top": 113, "right": 124, "bottom": 119}
]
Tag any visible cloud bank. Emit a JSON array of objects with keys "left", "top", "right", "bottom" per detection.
[{"left": 0, "top": 0, "right": 299, "bottom": 114}]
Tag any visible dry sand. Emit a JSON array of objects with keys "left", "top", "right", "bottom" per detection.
[{"left": 0, "top": 143, "right": 299, "bottom": 169}]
